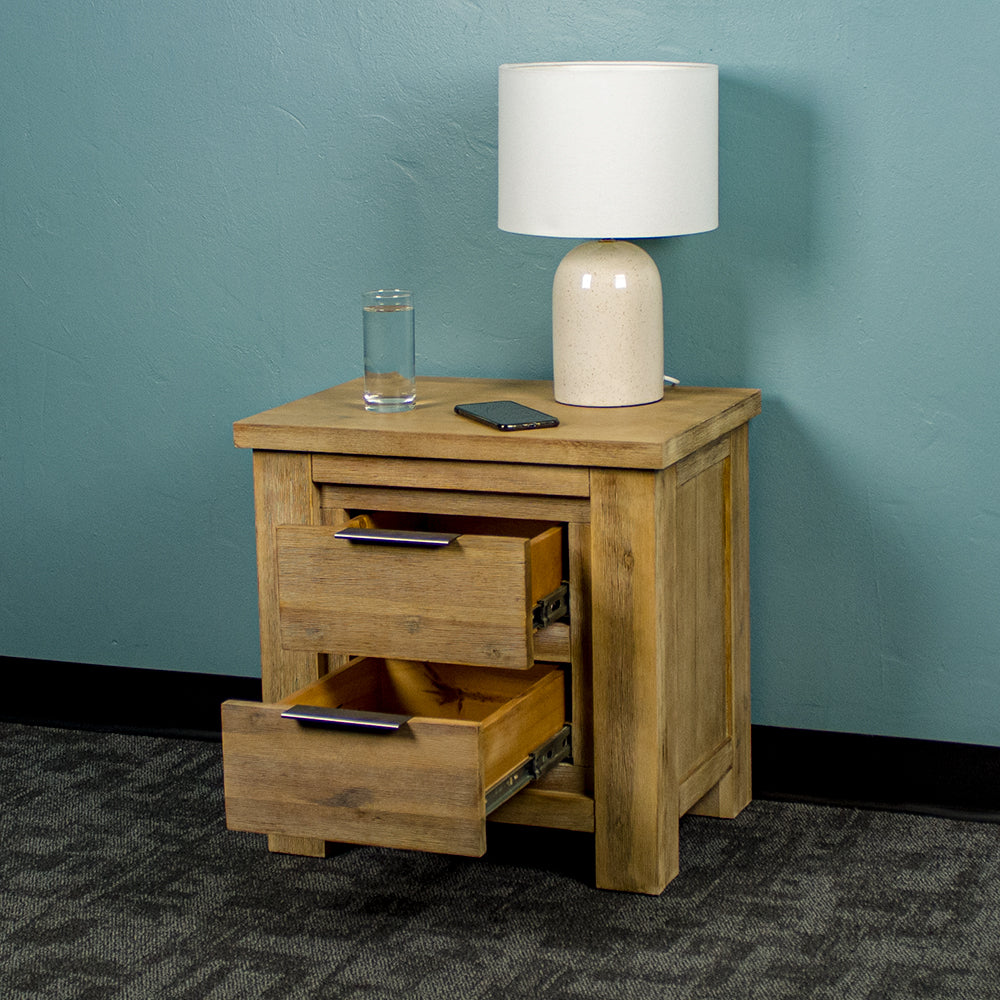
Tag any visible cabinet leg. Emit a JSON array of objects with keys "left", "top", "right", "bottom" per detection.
[
  {"left": 267, "top": 834, "right": 328, "bottom": 857},
  {"left": 591, "top": 468, "right": 679, "bottom": 894},
  {"left": 253, "top": 450, "right": 329, "bottom": 857}
]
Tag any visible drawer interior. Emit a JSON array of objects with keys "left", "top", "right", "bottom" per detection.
[
  {"left": 223, "top": 658, "right": 568, "bottom": 856},
  {"left": 283, "top": 657, "right": 548, "bottom": 725},
  {"left": 278, "top": 658, "right": 567, "bottom": 790},
  {"left": 343, "top": 511, "right": 566, "bottom": 604}
]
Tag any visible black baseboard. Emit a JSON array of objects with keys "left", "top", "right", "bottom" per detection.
[
  {"left": 752, "top": 724, "right": 1000, "bottom": 823},
  {"left": 2, "top": 656, "right": 260, "bottom": 741},
  {"left": 3, "top": 657, "right": 999, "bottom": 822}
]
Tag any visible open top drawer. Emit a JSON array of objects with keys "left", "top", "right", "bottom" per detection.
[
  {"left": 275, "top": 515, "right": 564, "bottom": 669},
  {"left": 222, "top": 658, "right": 567, "bottom": 857}
]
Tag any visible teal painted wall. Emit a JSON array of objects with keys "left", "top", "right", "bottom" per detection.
[{"left": 3, "top": 2, "right": 999, "bottom": 745}]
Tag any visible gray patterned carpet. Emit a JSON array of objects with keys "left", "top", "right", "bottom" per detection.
[{"left": 3, "top": 721, "right": 1000, "bottom": 1000}]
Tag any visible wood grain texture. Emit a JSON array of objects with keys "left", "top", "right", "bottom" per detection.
[
  {"left": 487, "top": 790, "right": 595, "bottom": 832},
  {"left": 221, "top": 660, "right": 565, "bottom": 856},
  {"left": 488, "top": 762, "right": 595, "bottom": 831},
  {"left": 232, "top": 380, "right": 760, "bottom": 884},
  {"left": 252, "top": 451, "right": 325, "bottom": 702},
  {"left": 235, "top": 378, "right": 761, "bottom": 471},
  {"left": 532, "top": 623, "right": 571, "bottom": 663},
  {"left": 674, "top": 453, "right": 729, "bottom": 784},
  {"left": 679, "top": 739, "right": 734, "bottom": 815},
  {"left": 251, "top": 450, "right": 327, "bottom": 858},
  {"left": 568, "top": 522, "right": 594, "bottom": 777},
  {"left": 688, "top": 426, "right": 753, "bottom": 818},
  {"left": 274, "top": 525, "right": 561, "bottom": 669},
  {"left": 320, "top": 484, "right": 590, "bottom": 523},
  {"left": 312, "top": 454, "right": 590, "bottom": 497},
  {"left": 590, "top": 467, "right": 679, "bottom": 894}
]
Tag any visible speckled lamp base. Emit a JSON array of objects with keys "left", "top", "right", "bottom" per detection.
[{"left": 552, "top": 239, "right": 665, "bottom": 407}]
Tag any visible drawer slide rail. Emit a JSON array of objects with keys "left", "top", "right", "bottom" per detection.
[
  {"left": 485, "top": 725, "right": 572, "bottom": 815},
  {"left": 533, "top": 584, "right": 569, "bottom": 630}
]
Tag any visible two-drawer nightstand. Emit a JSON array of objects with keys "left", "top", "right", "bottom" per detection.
[{"left": 222, "top": 376, "right": 760, "bottom": 894}]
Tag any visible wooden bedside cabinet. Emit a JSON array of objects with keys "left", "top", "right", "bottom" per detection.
[{"left": 222, "top": 376, "right": 761, "bottom": 894}]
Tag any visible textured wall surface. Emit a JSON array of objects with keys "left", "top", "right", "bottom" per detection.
[{"left": 3, "top": 1, "right": 999, "bottom": 745}]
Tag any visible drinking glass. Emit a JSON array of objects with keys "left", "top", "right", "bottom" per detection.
[{"left": 362, "top": 289, "right": 416, "bottom": 412}]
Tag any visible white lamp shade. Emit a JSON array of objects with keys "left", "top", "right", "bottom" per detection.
[{"left": 498, "top": 61, "right": 718, "bottom": 239}]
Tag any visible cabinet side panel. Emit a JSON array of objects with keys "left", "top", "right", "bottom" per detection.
[
  {"left": 675, "top": 454, "right": 729, "bottom": 783},
  {"left": 690, "top": 425, "right": 752, "bottom": 817}
]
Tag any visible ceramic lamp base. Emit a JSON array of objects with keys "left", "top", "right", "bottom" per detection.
[{"left": 551, "top": 239, "right": 665, "bottom": 407}]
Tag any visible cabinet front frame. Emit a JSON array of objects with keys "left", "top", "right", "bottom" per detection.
[{"left": 247, "top": 424, "right": 751, "bottom": 890}]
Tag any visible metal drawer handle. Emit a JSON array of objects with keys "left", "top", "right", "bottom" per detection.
[
  {"left": 334, "top": 527, "right": 460, "bottom": 547},
  {"left": 281, "top": 705, "right": 412, "bottom": 732}
]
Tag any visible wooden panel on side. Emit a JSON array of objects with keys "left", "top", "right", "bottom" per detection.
[
  {"left": 253, "top": 451, "right": 325, "bottom": 701},
  {"left": 528, "top": 526, "right": 563, "bottom": 604},
  {"left": 688, "top": 425, "right": 753, "bottom": 818},
  {"left": 680, "top": 739, "right": 734, "bottom": 815},
  {"left": 674, "top": 450, "right": 730, "bottom": 785},
  {"left": 676, "top": 435, "right": 731, "bottom": 487}
]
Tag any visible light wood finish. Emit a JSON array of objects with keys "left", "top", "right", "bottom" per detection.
[
  {"left": 688, "top": 424, "right": 753, "bottom": 818},
  {"left": 251, "top": 450, "right": 327, "bottom": 858},
  {"left": 674, "top": 450, "right": 729, "bottom": 785},
  {"left": 488, "top": 763, "right": 595, "bottom": 831},
  {"left": 252, "top": 451, "right": 325, "bottom": 702},
  {"left": 676, "top": 434, "right": 731, "bottom": 487},
  {"left": 567, "top": 521, "right": 594, "bottom": 776},
  {"left": 312, "top": 454, "right": 590, "bottom": 497},
  {"left": 532, "top": 623, "right": 571, "bottom": 663},
  {"left": 590, "top": 467, "right": 679, "bottom": 894},
  {"left": 679, "top": 739, "right": 735, "bottom": 815},
  {"left": 320, "top": 484, "right": 590, "bottom": 523},
  {"left": 230, "top": 378, "right": 760, "bottom": 892},
  {"left": 274, "top": 523, "right": 562, "bottom": 670},
  {"left": 222, "top": 660, "right": 564, "bottom": 856},
  {"left": 235, "top": 377, "right": 760, "bottom": 470}
]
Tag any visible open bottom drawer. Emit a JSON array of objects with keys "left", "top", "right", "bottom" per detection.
[{"left": 222, "top": 658, "right": 566, "bottom": 857}]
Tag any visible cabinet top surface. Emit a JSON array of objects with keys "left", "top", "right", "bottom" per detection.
[{"left": 234, "top": 377, "right": 760, "bottom": 470}]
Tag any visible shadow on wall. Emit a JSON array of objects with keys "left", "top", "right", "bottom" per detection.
[
  {"left": 648, "top": 73, "right": 819, "bottom": 388},
  {"left": 640, "top": 73, "right": 947, "bottom": 740}
]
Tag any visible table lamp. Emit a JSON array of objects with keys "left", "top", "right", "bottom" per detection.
[{"left": 498, "top": 61, "right": 718, "bottom": 407}]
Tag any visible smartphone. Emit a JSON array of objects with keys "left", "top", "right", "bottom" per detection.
[{"left": 454, "top": 400, "right": 559, "bottom": 431}]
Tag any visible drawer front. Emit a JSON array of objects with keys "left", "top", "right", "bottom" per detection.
[
  {"left": 222, "top": 659, "right": 566, "bottom": 856},
  {"left": 275, "top": 524, "right": 562, "bottom": 669}
]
